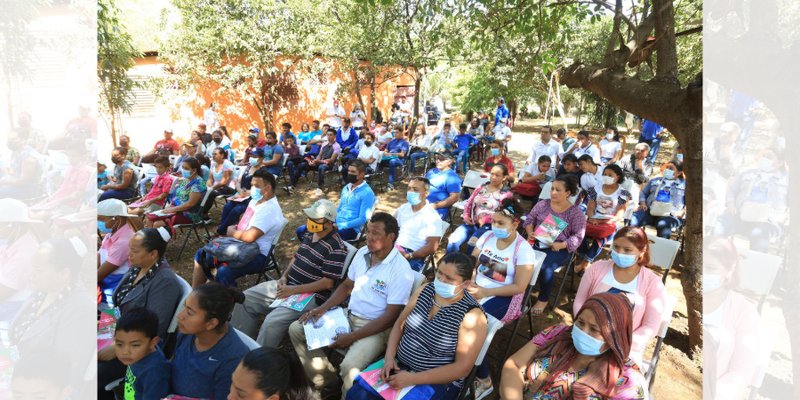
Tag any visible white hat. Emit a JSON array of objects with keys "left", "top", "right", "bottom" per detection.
[
  {"left": 98, "top": 199, "right": 136, "bottom": 217},
  {"left": 0, "top": 199, "right": 40, "bottom": 223},
  {"left": 303, "top": 199, "right": 337, "bottom": 221}
]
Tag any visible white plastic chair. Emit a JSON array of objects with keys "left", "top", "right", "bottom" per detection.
[
  {"left": 647, "top": 234, "right": 680, "bottom": 284},
  {"left": 736, "top": 249, "right": 782, "bottom": 311},
  {"left": 499, "top": 249, "right": 546, "bottom": 361},
  {"left": 256, "top": 217, "right": 290, "bottom": 283},
  {"left": 642, "top": 295, "right": 677, "bottom": 393},
  {"left": 421, "top": 219, "right": 452, "bottom": 274},
  {"left": 457, "top": 314, "right": 504, "bottom": 400},
  {"left": 235, "top": 327, "right": 261, "bottom": 350}
]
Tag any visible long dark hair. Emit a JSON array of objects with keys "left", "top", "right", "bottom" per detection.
[
  {"left": 240, "top": 347, "right": 313, "bottom": 400},
  {"left": 193, "top": 283, "right": 245, "bottom": 332}
]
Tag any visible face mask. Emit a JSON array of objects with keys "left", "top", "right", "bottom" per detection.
[
  {"left": 492, "top": 227, "right": 510, "bottom": 239},
  {"left": 611, "top": 250, "right": 638, "bottom": 268},
  {"left": 306, "top": 219, "right": 325, "bottom": 233},
  {"left": 406, "top": 192, "right": 422, "bottom": 206},
  {"left": 345, "top": 174, "right": 358, "bottom": 184},
  {"left": 572, "top": 325, "right": 606, "bottom": 356},
  {"left": 213, "top": 138, "right": 222, "bottom": 144},
  {"left": 759, "top": 158, "right": 773, "bottom": 172},
  {"left": 433, "top": 278, "right": 463, "bottom": 299},
  {"left": 663, "top": 169, "right": 675, "bottom": 180},
  {"left": 250, "top": 187, "right": 264, "bottom": 202},
  {"left": 249, "top": 158, "right": 260, "bottom": 167},
  {"left": 606, "top": 133, "right": 614, "bottom": 140},
  {"left": 97, "top": 220, "right": 113, "bottom": 234},
  {"left": 181, "top": 168, "right": 192, "bottom": 179},
  {"left": 364, "top": 141, "right": 373, "bottom": 147},
  {"left": 703, "top": 273, "right": 723, "bottom": 292},
  {"left": 491, "top": 148, "right": 500, "bottom": 157},
  {"left": 676, "top": 153, "right": 684, "bottom": 162},
  {"left": 602, "top": 176, "right": 615, "bottom": 185}
]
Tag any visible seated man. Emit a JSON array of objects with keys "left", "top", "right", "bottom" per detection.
[
  {"left": 337, "top": 117, "right": 358, "bottom": 164},
  {"left": 288, "top": 212, "right": 415, "bottom": 395},
  {"left": 295, "top": 159, "right": 375, "bottom": 241},
  {"left": 451, "top": 122, "right": 478, "bottom": 174},
  {"left": 425, "top": 153, "right": 463, "bottom": 220},
  {"left": 394, "top": 177, "right": 444, "bottom": 272},
  {"left": 261, "top": 130, "right": 285, "bottom": 177},
  {"left": 231, "top": 199, "right": 348, "bottom": 348},
  {"left": 340, "top": 131, "right": 379, "bottom": 184},
  {"left": 286, "top": 129, "right": 340, "bottom": 193},
  {"left": 98, "top": 147, "right": 138, "bottom": 201},
  {"left": 191, "top": 169, "right": 285, "bottom": 287},
  {"left": 140, "top": 128, "right": 180, "bottom": 164},
  {"left": 379, "top": 125, "right": 409, "bottom": 191}
]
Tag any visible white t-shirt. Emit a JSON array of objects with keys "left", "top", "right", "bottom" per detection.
[
  {"left": 347, "top": 246, "right": 415, "bottom": 320},
  {"left": 599, "top": 269, "right": 643, "bottom": 309},
  {"left": 327, "top": 105, "right": 346, "bottom": 128},
  {"left": 474, "top": 232, "right": 537, "bottom": 289},
  {"left": 350, "top": 110, "right": 366, "bottom": 128},
  {"left": 357, "top": 144, "right": 381, "bottom": 171},
  {"left": 523, "top": 162, "right": 556, "bottom": 182},
  {"left": 580, "top": 166, "right": 605, "bottom": 192},
  {"left": 588, "top": 183, "right": 631, "bottom": 219},
  {"left": 599, "top": 139, "right": 622, "bottom": 159},
  {"left": 394, "top": 202, "right": 444, "bottom": 251},
  {"left": 493, "top": 125, "right": 512, "bottom": 141},
  {"left": 528, "top": 140, "right": 563, "bottom": 164},
  {"left": 377, "top": 131, "right": 394, "bottom": 146},
  {"left": 569, "top": 142, "right": 602, "bottom": 164},
  {"left": 210, "top": 159, "right": 235, "bottom": 186},
  {"left": 239, "top": 197, "right": 285, "bottom": 256},
  {"left": 411, "top": 134, "right": 432, "bottom": 149}
]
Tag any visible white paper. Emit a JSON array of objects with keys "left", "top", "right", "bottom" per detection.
[{"left": 303, "top": 307, "right": 351, "bottom": 350}]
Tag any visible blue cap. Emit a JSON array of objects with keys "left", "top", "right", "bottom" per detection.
[
  {"left": 249, "top": 127, "right": 260, "bottom": 133},
  {"left": 248, "top": 147, "right": 265, "bottom": 157}
]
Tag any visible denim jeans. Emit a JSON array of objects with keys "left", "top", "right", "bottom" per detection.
[
  {"left": 195, "top": 249, "right": 268, "bottom": 287},
  {"left": 536, "top": 249, "right": 574, "bottom": 302},
  {"left": 409, "top": 151, "right": 429, "bottom": 174},
  {"left": 446, "top": 224, "right": 490, "bottom": 254},
  {"left": 216, "top": 199, "right": 250, "bottom": 235},
  {"left": 629, "top": 210, "right": 682, "bottom": 238}
]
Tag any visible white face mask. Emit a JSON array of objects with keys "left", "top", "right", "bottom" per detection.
[
  {"left": 759, "top": 158, "right": 774, "bottom": 172},
  {"left": 602, "top": 176, "right": 615, "bottom": 185},
  {"left": 606, "top": 133, "right": 614, "bottom": 140}
]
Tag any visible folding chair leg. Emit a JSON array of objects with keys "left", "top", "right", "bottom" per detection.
[
  {"left": 175, "top": 231, "right": 190, "bottom": 261},
  {"left": 501, "top": 317, "right": 523, "bottom": 363},
  {"left": 457, "top": 366, "right": 478, "bottom": 400},
  {"left": 548, "top": 263, "right": 574, "bottom": 311}
]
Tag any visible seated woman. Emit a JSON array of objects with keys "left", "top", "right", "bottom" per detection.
[
  {"left": 573, "top": 226, "right": 666, "bottom": 363},
  {"left": 522, "top": 175, "right": 586, "bottom": 315},
  {"left": 446, "top": 164, "right": 512, "bottom": 254},
  {"left": 599, "top": 126, "right": 623, "bottom": 166},
  {"left": 630, "top": 160, "right": 686, "bottom": 238},
  {"left": 467, "top": 199, "right": 537, "bottom": 399},
  {"left": 30, "top": 140, "right": 91, "bottom": 219},
  {"left": 97, "top": 199, "right": 143, "bottom": 305},
  {"left": 483, "top": 140, "right": 515, "bottom": 184},
  {"left": 97, "top": 228, "right": 183, "bottom": 399},
  {"left": 500, "top": 292, "right": 648, "bottom": 400},
  {"left": 575, "top": 164, "right": 630, "bottom": 273},
  {"left": 229, "top": 347, "right": 313, "bottom": 400},
  {"left": 146, "top": 157, "right": 207, "bottom": 230},
  {"left": 170, "top": 283, "right": 250, "bottom": 400},
  {"left": 216, "top": 147, "right": 264, "bottom": 236},
  {"left": 200, "top": 147, "right": 236, "bottom": 220},
  {"left": 409, "top": 123, "right": 433, "bottom": 174},
  {"left": 511, "top": 154, "right": 553, "bottom": 200},
  {"left": 347, "top": 252, "right": 488, "bottom": 400},
  {"left": 128, "top": 156, "right": 174, "bottom": 216}
]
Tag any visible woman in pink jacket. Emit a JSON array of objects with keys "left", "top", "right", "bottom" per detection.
[{"left": 573, "top": 226, "right": 667, "bottom": 363}]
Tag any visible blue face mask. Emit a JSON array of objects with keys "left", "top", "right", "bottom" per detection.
[
  {"left": 611, "top": 250, "right": 638, "bottom": 268},
  {"left": 676, "top": 154, "right": 684, "bottom": 162},
  {"left": 97, "top": 221, "right": 113, "bottom": 234},
  {"left": 250, "top": 187, "right": 264, "bottom": 202},
  {"left": 703, "top": 273, "right": 722, "bottom": 292},
  {"left": 406, "top": 192, "right": 422, "bottom": 206},
  {"left": 249, "top": 157, "right": 260, "bottom": 167},
  {"left": 572, "top": 324, "right": 606, "bottom": 356},
  {"left": 181, "top": 168, "right": 192, "bottom": 179},
  {"left": 491, "top": 148, "right": 500, "bottom": 157},
  {"left": 492, "top": 227, "right": 510, "bottom": 239},
  {"left": 663, "top": 169, "right": 675, "bottom": 180},
  {"left": 433, "top": 278, "right": 463, "bottom": 299}
]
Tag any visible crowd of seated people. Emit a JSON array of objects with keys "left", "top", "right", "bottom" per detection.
[{"left": 92, "top": 107, "right": 696, "bottom": 400}]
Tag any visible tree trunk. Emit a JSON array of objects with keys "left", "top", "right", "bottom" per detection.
[
  {"left": 677, "top": 122, "right": 702, "bottom": 354},
  {"left": 653, "top": 0, "right": 679, "bottom": 82},
  {"left": 509, "top": 99, "right": 519, "bottom": 127},
  {"left": 369, "top": 73, "right": 378, "bottom": 122},
  {"left": 352, "top": 64, "right": 366, "bottom": 117},
  {"left": 413, "top": 66, "right": 422, "bottom": 122}
]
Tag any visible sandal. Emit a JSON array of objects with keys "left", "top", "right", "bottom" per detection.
[{"left": 531, "top": 300, "right": 549, "bottom": 316}]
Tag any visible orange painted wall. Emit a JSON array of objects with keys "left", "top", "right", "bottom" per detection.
[{"left": 135, "top": 55, "right": 416, "bottom": 150}]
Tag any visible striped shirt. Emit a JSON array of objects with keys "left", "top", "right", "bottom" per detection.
[
  {"left": 286, "top": 231, "right": 348, "bottom": 303},
  {"left": 396, "top": 284, "right": 481, "bottom": 387}
]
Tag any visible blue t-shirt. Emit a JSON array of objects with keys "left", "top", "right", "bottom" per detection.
[
  {"left": 125, "top": 348, "right": 170, "bottom": 400},
  {"left": 262, "top": 144, "right": 285, "bottom": 175},
  {"left": 337, "top": 182, "right": 376, "bottom": 231},
  {"left": 298, "top": 130, "right": 321, "bottom": 144},
  {"left": 385, "top": 139, "right": 410, "bottom": 160},
  {"left": 425, "top": 168, "right": 463, "bottom": 218},
  {"left": 170, "top": 329, "right": 249, "bottom": 400},
  {"left": 640, "top": 120, "right": 663, "bottom": 141},
  {"left": 279, "top": 131, "right": 297, "bottom": 144},
  {"left": 453, "top": 134, "right": 477, "bottom": 151}
]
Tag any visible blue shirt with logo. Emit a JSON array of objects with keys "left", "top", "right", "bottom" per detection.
[{"left": 170, "top": 329, "right": 249, "bottom": 400}]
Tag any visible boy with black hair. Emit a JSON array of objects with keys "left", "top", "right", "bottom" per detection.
[{"left": 113, "top": 308, "right": 170, "bottom": 400}]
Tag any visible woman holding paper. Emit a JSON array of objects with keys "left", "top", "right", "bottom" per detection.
[
  {"left": 523, "top": 175, "right": 586, "bottom": 316},
  {"left": 215, "top": 147, "right": 265, "bottom": 236},
  {"left": 346, "top": 252, "right": 488, "bottom": 400},
  {"left": 146, "top": 157, "right": 207, "bottom": 230}
]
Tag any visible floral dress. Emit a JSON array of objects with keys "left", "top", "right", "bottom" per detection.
[
  {"left": 168, "top": 177, "right": 207, "bottom": 222},
  {"left": 525, "top": 325, "right": 649, "bottom": 400}
]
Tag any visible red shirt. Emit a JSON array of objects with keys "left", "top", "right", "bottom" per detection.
[
  {"left": 483, "top": 156, "right": 514, "bottom": 174},
  {"left": 154, "top": 139, "right": 180, "bottom": 153}
]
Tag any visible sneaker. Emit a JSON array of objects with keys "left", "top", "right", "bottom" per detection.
[
  {"left": 282, "top": 185, "right": 290, "bottom": 193},
  {"left": 386, "top": 183, "right": 395, "bottom": 191},
  {"left": 474, "top": 378, "right": 494, "bottom": 400},
  {"left": 315, "top": 188, "right": 324, "bottom": 197},
  {"left": 287, "top": 185, "right": 295, "bottom": 194}
]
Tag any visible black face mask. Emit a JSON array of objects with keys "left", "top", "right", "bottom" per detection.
[
  {"left": 345, "top": 173, "right": 358, "bottom": 184},
  {"left": 213, "top": 138, "right": 222, "bottom": 144},
  {"left": 364, "top": 141, "right": 372, "bottom": 147}
]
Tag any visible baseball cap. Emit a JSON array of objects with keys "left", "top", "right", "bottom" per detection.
[
  {"left": 98, "top": 199, "right": 136, "bottom": 217},
  {"left": 303, "top": 199, "right": 337, "bottom": 221},
  {"left": 247, "top": 147, "right": 265, "bottom": 158},
  {"left": 249, "top": 127, "right": 261, "bottom": 134},
  {"left": 164, "top": 127, "right": 174, "bottom": 133},
  {"left": 0, "top": 199, "right": 40, "bottom": 223}
]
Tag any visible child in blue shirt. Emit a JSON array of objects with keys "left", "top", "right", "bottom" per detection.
[
  {"left": 98, "top": 162, "right": 110, "bottom": 188},
  {"left": 114, "top": 308, "right": 170, "bottom": 400},
  {"left": 452, "top": 123, "right": 477, "bottom": 174}
]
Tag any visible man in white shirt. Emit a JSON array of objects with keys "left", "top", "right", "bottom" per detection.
[
  {"left": 191, "top": 169, "right": 285, "bottom": 287},
  {"left": 527, "top": 125, "right": 564, "bottom": 165},
  {"left": 394, "top": 177, "right": 444, "bottom": 272},
  {"left": 578, "top": 154, "right": 606, "bottom": 193},
  {"left": 493, "top": 117, "right": 512, "bottom": 145},
  {"left": 325, "top": 98, "right": 346, "bottom": 130},
  {"left": 289, "top": 212, "right": 415, "bottom": 393},
  {"left": 566, "top": 130, "right": 601, "bottom": 164}
]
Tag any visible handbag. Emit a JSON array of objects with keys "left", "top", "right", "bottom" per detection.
[
  {"left": 202, "top": 236, "right": 261, "bottom": 269},
  {"left": 649, "top": 182, "right": 674, "bottom": 217},
  {"left": 584, "top": 221, "right": 617, "bottom": 239}
]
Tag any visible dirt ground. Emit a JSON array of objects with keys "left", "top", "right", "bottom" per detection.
[{"left": 163, "top": 118, "right": 701, "bottom": 399}]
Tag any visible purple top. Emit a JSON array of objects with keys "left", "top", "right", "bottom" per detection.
[{"left": 523, "top": 200, "right": 586, "bottom": 252}]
